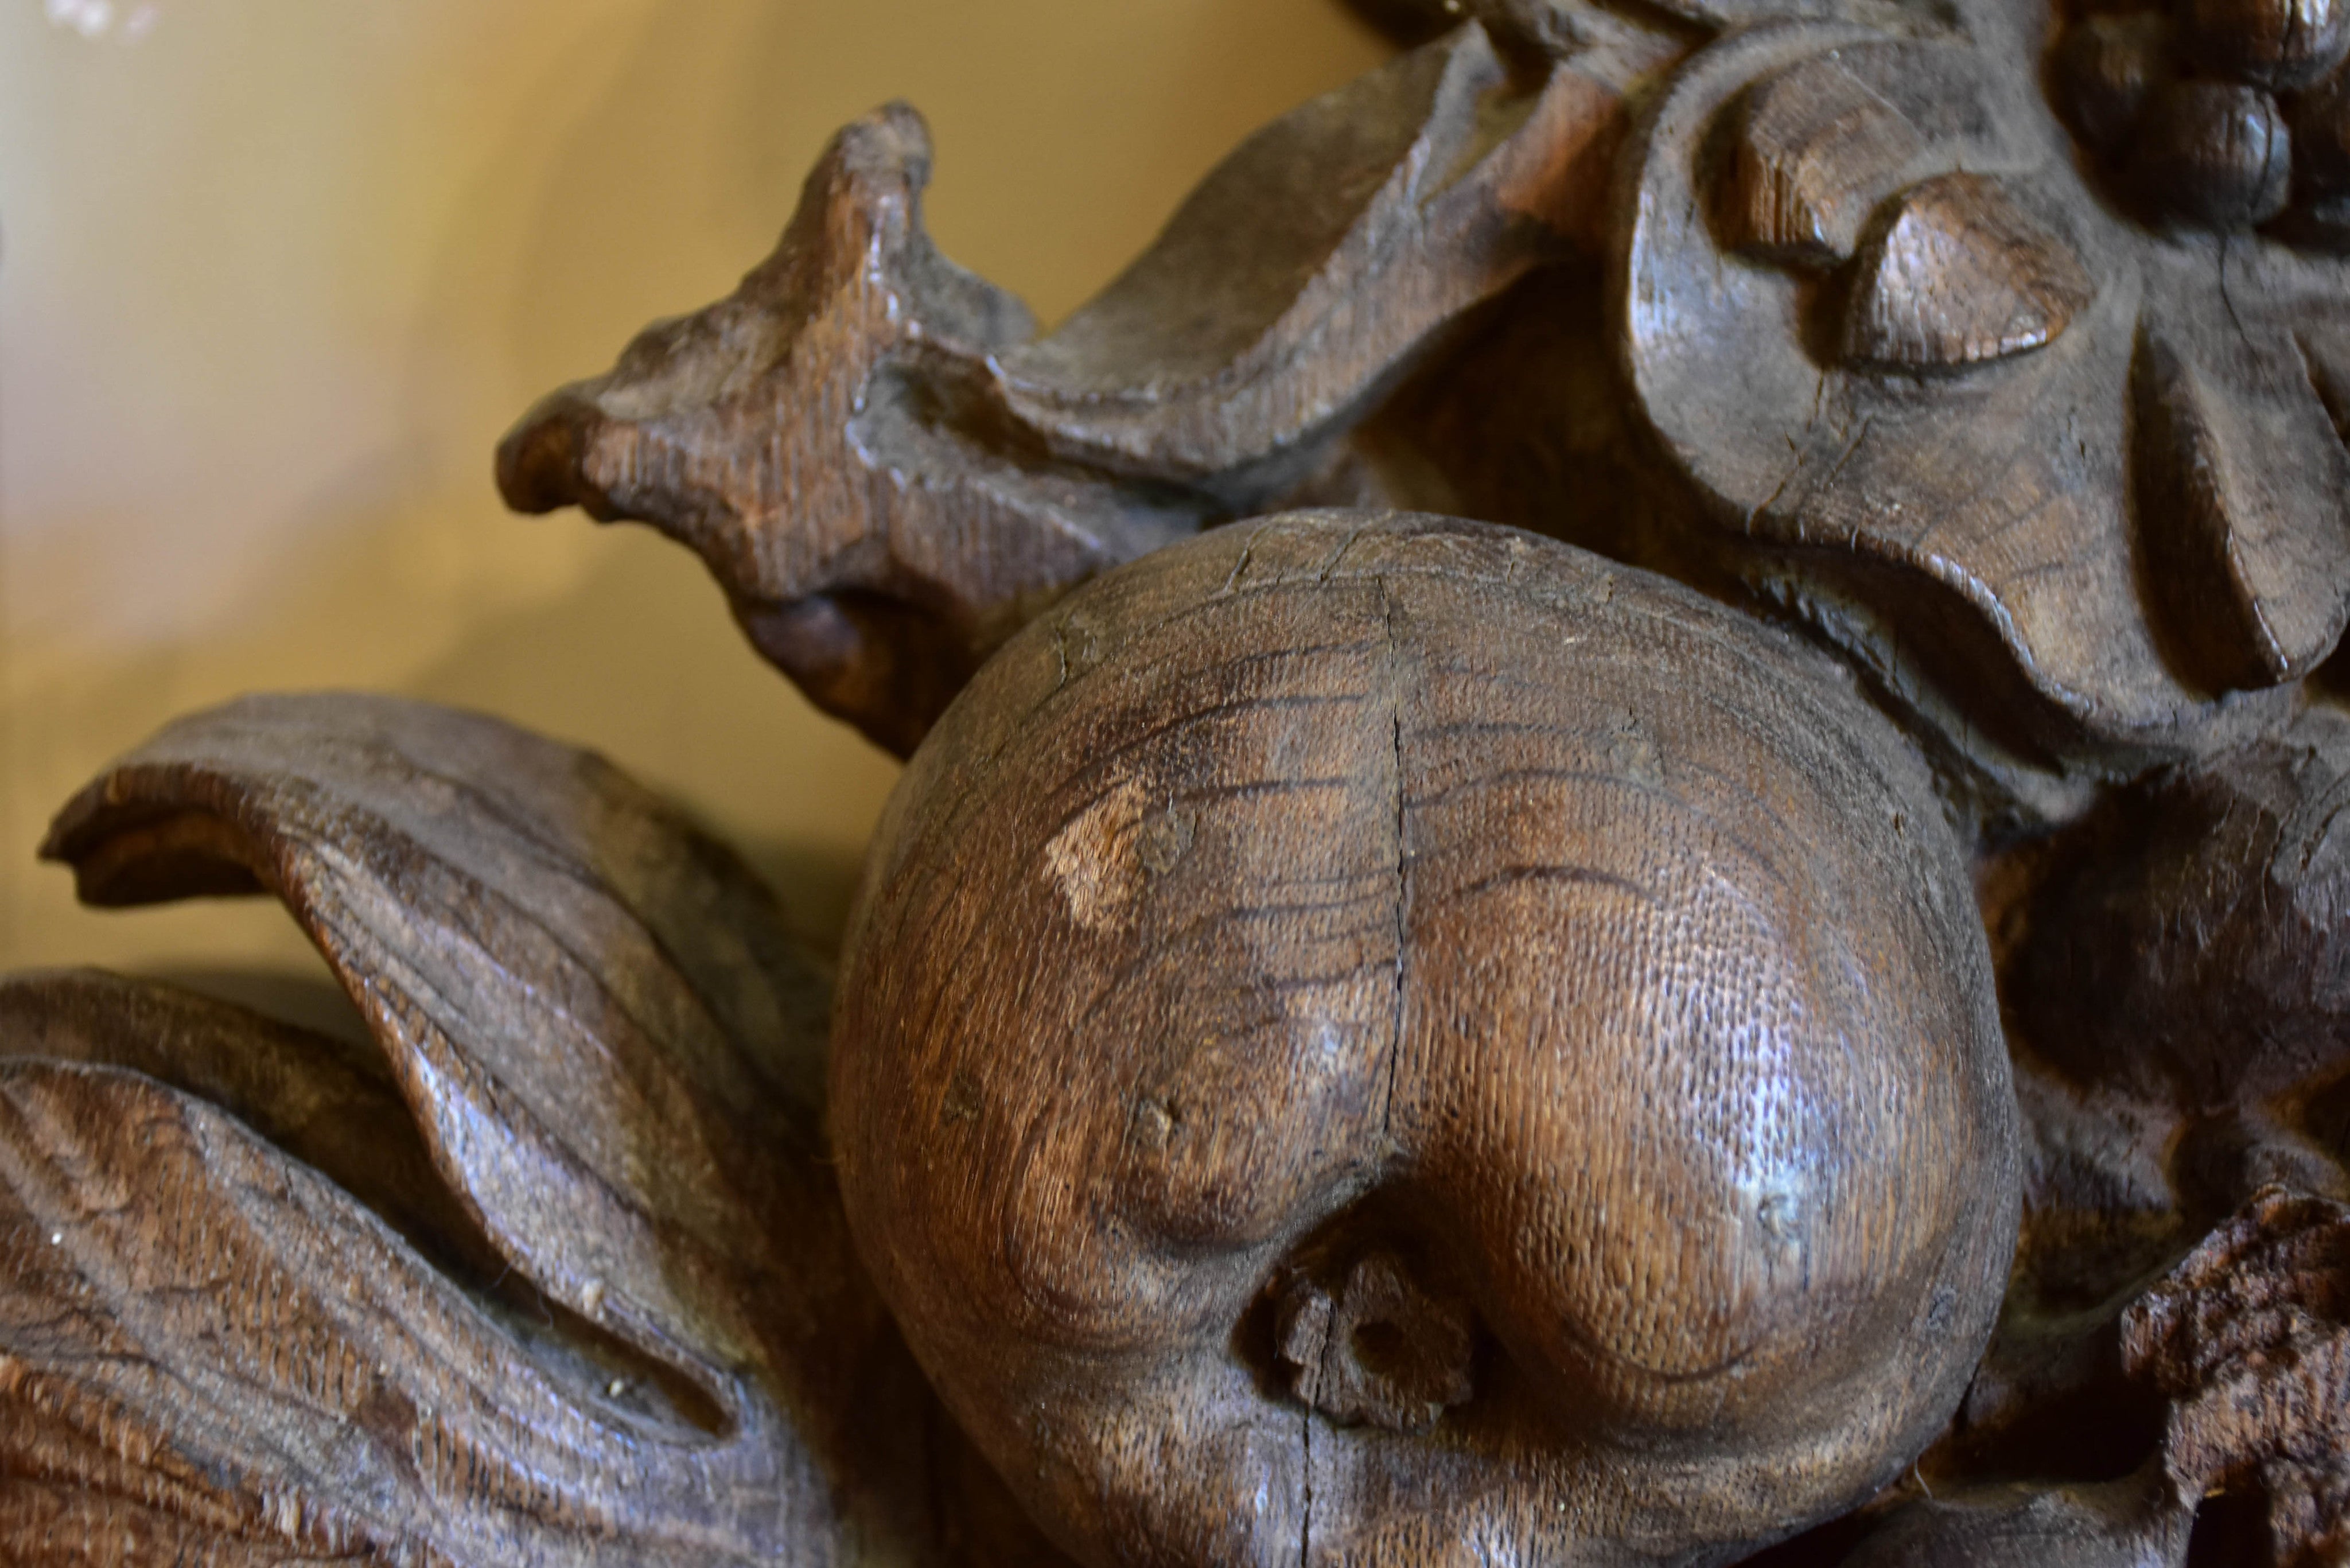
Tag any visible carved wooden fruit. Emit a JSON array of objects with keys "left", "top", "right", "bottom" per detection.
[{"left": 831, "top": 512, "right": 2021, "bottom": 1567}]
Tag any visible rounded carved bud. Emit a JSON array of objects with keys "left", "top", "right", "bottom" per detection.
[
  {"left": 2131, "top": 80, "right": 2295, "bottom": 227},
  {"left": 2179, "top": 0, "right": 2350, "bottom": 90},
  {"left": 833, "top": 513, "right": 2022, "bottom": 1567},
  {"left": 2054, "top": 13, "right": 2176, "bottom": 155}
]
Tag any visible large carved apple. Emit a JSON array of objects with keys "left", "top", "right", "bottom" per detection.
[{"left": 832, "top": 511, "right": 2020, "bottom": 1566}]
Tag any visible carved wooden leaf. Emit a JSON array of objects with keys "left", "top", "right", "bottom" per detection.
[
  {"left": 13, "top": 694, "right": 1059, "bottom": 1566},
  {"left": 39, "top": 694, "right": 843, "bottom": 1381},
  {"left": 0, "top": 970, "right": 490, "bottom": 1285},
  {"left": 1842, "top": 172, "right": 2095, "bottom": 369},
  {"left": 0, "top": 1051, "right": 797, "bottom": 1564},
  {"left": 987, "top": 20, "right": 1658, "bottom": 472},
  {"left": 2131, "top": 317, "right": 2350, "bottom": 690},
  {"left": 497, "top": 22, "right": 1652, "bottom": 755}
]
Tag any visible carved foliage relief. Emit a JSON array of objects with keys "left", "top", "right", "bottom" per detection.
[{"left": 7, "top": 0, "right": 2350, "bottom": 1564}]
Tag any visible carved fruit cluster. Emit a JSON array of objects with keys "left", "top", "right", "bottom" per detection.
[{"left": 2051, "top": 0, "right": 2350, "bottom": 243}]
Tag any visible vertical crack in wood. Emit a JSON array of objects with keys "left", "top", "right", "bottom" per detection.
[{"left": 1379, "top": 577, "right": 1411, "bottom": 1160}]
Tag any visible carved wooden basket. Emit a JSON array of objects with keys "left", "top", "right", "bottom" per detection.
[{"left": 7, "top": 0, "right": 2350, "bottom": 1562}]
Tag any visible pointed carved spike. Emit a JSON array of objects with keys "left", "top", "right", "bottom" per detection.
[
  {"left": 2133, "top": 325, "right": 2350, "bottom": 690},
  {"left": 1719, "top": 53, "right": 1925, "bottom": 267},
  {"left": 495, "top": 103, "right": 1211, "bottom": 756},
  {"left": 1841, "top": 173, "right": 2095, "bottom": 369},
  {"left": 497, "top": 25, "right": 1662, "bottom": 756}
]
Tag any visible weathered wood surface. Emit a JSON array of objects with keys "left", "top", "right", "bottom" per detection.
[
  {"left": 1854, "top": 718, "right": 2350, "bottom": 1568},
  {"left": 496, "top": 20, "right": 1677, "bottom": 757},
  {"left": 832, "top": 512, "right": 2020, "bottom": 1567},
  {"left": 14, "top": 0, "right": 2350, "bottom": 1559},
  {"left": 1315, "top": 0, "right": 2350, "bottom": 831},
  {"left": 500, "top": 0, "right": 2350, "bottom": 822},
  {"left": 1614, "top": 0, "right": 2350, "bottom": 818},
  {"left": 3, "top": 695, "right": 1063, "bottom": 1566}
]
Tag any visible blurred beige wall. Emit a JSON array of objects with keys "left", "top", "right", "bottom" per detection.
[{"left": 0, "top": 0, "right": 1387, "bottom": 1002}]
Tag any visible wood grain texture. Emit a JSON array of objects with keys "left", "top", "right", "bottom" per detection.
[
  {"left": 497, "top": 21, "right": 1655, "bottom": 756},
  {"left": 25, "top": 1, "right": 2350, "bottom": 1557},
  {"left": 2129, "top": 323, "right": 2350, "bottom": 691},
  {"left": 1617, "top": 0, "right": 2350, "bottom": 815},
  {"left": 1830, "top": 1473, "right": 2193, "bottom": 1567},
  {"left": 1800, "top": 1064, "right": 2350, "bottom": 1562},
  {"left": 2051, "top": 14, "right": 2173, "bottom": 156},
  {"left": 2053, "top": 0, "right": 2350, "bottom": 246},
  {"left": 7, "top": 695, "right": 1064, "bottom": 1566},
  {"left": 2121, "top": 1186, "right": 2350, "bottom": 1566},
  {"left": 832, "top": 511, "right": 2020, "bottom": 1567},
  {"left": 1347, "top": 0, "right": 1959, "bottom": 38},
  {"left": 0, "top": 970, "right": 493, "bottom": 1288},
  {"left": 1721, "top": 53, "right": 1923, "bottom": 267},
  {"left": 2178, "top": 0, "right": 2350, "bottom": 92},
  {"left": 1841, "top": 172, "right": 2094, "bottom": 369},
  {"left": 2290, "top": 60, "right": 2350, "bottom": 214},
  {"left": 1824, "top": 731, "right": 2350, "bottom": 1566}
]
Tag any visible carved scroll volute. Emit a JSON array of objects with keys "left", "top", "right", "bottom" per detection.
[{"left": 499, "top": 21, "right": 1681, "bottom": 756}]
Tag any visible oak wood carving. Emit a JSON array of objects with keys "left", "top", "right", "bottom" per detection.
[
  {"left": 833, "top": 512, "right": 2019, "bottom": 1566},
  {"left": 11, "top": 0, "right": 2350, "bottom": 1562},
  {"left": 3, "top": 697, "right": 1059, "bottom": 1566}
]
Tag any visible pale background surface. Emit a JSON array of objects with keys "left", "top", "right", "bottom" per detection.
[{"left": 0, "top": 0, "right": 1387, "bottom": 1010}]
